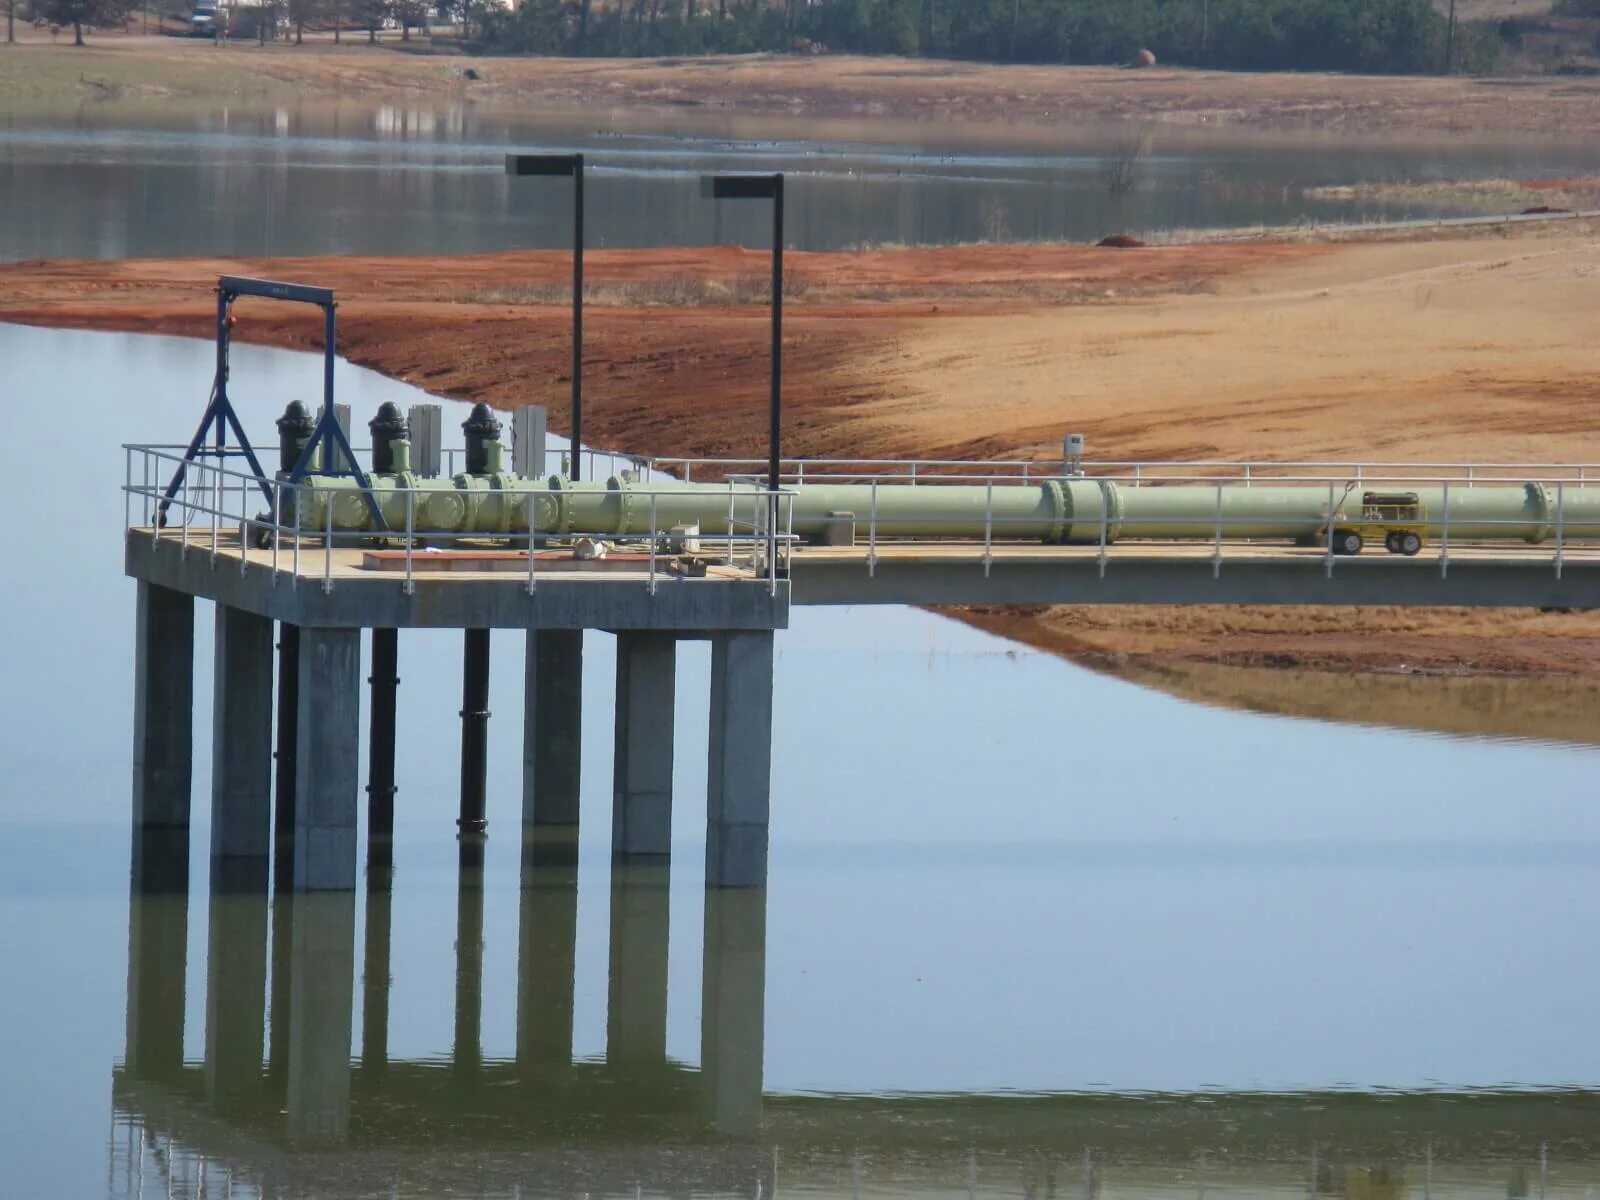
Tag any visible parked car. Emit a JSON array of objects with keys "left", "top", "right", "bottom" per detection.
[{"left": 189, "top": 3, "right": 218, "bottom": 36}]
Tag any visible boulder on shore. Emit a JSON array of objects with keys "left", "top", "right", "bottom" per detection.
[{"left": 1132, "top": 48, "right": 1157, "bottom": 68}]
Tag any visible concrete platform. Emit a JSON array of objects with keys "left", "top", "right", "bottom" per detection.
[{"left": 125, "top": 529, "right": 788, "bottom": 632}]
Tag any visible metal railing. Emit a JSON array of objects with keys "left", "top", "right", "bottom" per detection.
[
  {"left": 651, "top": 455, "right": 1600, "bottom": 488},
  {"left": 123, "top": 444, "right": 793, "bottom": 598}
]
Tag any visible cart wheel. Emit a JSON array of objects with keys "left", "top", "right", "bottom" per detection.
[
  {"left": 1384, "top": 532, "right": 1402, "bottom": 554},
  {"left": 1335, "top": 530, "right": 1364, "bottom": 556},
  {"left": 1400, "top": 532, "right": 1422, "bottom": 556}
]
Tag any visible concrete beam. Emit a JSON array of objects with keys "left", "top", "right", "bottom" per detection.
[
  {"left": 212, "top": 605, "right": 274, "bottom": 860},
  {"left": 292, "top": 628, "right": 361, "bottom": 891},
  {"left": 606, "top": 863, "right": 671, "bottom": 1068},
  {"left": 132, "top": 581, "right": 194, "bottom": 830},
  {"left": 706, "top": 631, "right": 774, "bottom": 889},
  {"left": 286, "top": 892, "right": 357, "bottom": 1146},
  {"left": 613, "top": 633, "right": 677, "bottom": 861},
  {"left": 524, "top": 630, "right": 583, "bottom": 863},
  {"left": 701, "top": 886, "right": 768, "bottom": 1135}
]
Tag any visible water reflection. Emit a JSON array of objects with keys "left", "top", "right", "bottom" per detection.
[{"left": 112, "top": 835, "right": 1600, "bottom": 1200}]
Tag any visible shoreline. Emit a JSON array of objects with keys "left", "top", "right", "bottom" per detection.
[
  {"left": 6, "top": 228, "right": 1600, "bottom": 699},
  {"left": 7, "top": 37, "right": 1600, "bottom": 137}
]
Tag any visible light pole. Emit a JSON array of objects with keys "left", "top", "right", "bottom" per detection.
[
  {"left": 506, "top": 152, "right": 586, "bottom": 481},
  {"left": 701, "top": 172, "right": 784, "bottom": 501}
]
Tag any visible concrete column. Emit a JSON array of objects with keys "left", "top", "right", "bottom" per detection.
[
  {"left": 124, "top": 830, "right": 189, "bottom": 1082},
  {"left": 701, "top": 885, "right": 768, "bottom": 1135},
  {"left": 286, "top": 892, "right": 356, "bottom": 1146},
  {"left": 515, "top": 860, "right": 578, "bottom": 1069},
  {"left": 523, "top": 630, "right": 583, "bottom": 864},
  {"left": 132, "top": 582, "right": 194, "bottom": 830},
  {"left": 212, "top": 605, "right": 274, "bottom": 861},
  {"left": 613, "top": 633, "right": 677, "bottom": 862},
  {"left": 360, "top": 863, "right": 393, "bottom": 1079},
  {"left": 706, "top": 631, "right": 775, "bottom": 889},
  {"left": 292, "top": 628, "right": 361, "bottom": 891},
  {"left": 454, "top": 838, "right": 486, "bottom": 1076},
  {"left": 606, "top": 862, "right": 671, "bottom": 1068},
  {"left": 204, "top": 869, "right": 268, "bottom": 1111}
]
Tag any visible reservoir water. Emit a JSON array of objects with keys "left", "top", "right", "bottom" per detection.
[
  {"left": 1, "top": 102, "right": 1599, "bottom": 1200},
  {"left": 4, "top": 101, "right": 1600, "bottom": 260}
]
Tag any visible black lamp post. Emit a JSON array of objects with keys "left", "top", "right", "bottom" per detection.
[
  {"left": 702, "top": 172, "right": 785, "bottom": 500},
  {"left": 506, "top": 152, "right": 586, "bottom": 481}
]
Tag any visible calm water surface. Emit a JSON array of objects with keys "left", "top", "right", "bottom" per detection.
[
  {"left": 3, "top": 101, "right": 1600, "bottom": 259},
  {"left": 2, "top": 321, "right": 1599, "bottom": 1198}
]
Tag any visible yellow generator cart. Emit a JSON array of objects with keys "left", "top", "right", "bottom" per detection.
[{"left": 1331, "top": 491, "right": 1426, "bottom": 556}]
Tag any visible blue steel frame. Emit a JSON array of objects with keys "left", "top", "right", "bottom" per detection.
[{"left": 158, "top": 275, "right": 387, "bottom": 531}]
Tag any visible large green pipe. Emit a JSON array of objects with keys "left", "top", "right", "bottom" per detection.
[{"left": 288, "top": 441, "right": 1600, "bottom": 545}]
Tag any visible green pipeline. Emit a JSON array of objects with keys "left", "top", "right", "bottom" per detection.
[{"left": 288, "top": 450, "right": 1600, "bottom": 545}]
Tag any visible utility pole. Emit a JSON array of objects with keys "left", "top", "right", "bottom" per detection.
[
  {"left": 7, "top": 0, "right": 15, "bottom": 45},
  {"left": 1445, "top": 0, "right": 1457, "bottom": 74},
  {"left": 1201, "top": 0, "right": 1209, "bottom": 55}
]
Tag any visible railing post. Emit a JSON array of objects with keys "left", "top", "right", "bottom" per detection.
[
  {"left": 324, "top": 482, "right": 335, "bottom": 595},
  {"left": 1324, "top": 482, "right": 1336, "bottom": 578},
  {"left": 1556, "top": 482, "right": 1566, "bottom": 581},
  {"left": 272, "top": 480, "right": 281, "bottom": 582},
  {"left": 983, "top": 480, "right": 994, "bottom": 578},
  {"left": 1243, "top": 463, "right": 1252, "bottom": 489},
  {"left": 1097, "top": 481, "right": 1109, "bottom": 579},
  {"left": 649, "top": 493, "right": 659, "bottom": 596},
  {"left": 406, "top": 487, "right": 417, "bottom": 597},
  {"left": 1212, "top": 482, "right": 1223, "bottom": 579},
  {"left": 1440, "top": 482, "right": 1451, "bottom": 580},
  {"left": 522, "top": 493, "right": 535, "bottom": 597},
  {"left": 211, "top": 459, "right": 221, "bottom": 565},
  {"left": 292, "top": 480, "right": 301, "bottom": 588},
  {"left": 868, "top": 479, "right": 879, "bottom": 578}
]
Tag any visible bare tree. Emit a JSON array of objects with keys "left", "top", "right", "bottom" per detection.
[{"left": 43, "top": 0, "right": 128, "bottom": 45}]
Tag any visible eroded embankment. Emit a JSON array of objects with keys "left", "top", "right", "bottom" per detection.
[{"left": 6, "top": 230, "right": 1600, "bottom": 710}]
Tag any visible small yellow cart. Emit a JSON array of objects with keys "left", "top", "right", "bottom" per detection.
[{"left": 1331, "top": 491, "right": 1426, "bottom": 556}]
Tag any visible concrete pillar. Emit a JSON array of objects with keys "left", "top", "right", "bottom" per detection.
[
  {"left": 366, "top": 627, "right": 398, "bottom": 868},
  {"left": 124, "top": 830, "right": 189, "bottom": 1082},
  {"left": 204, "top": 867, "right": 268, "bottom": 1111},
  {"left": 459, "top": 628, "right": 491, "bottom": 834},
  {"left": 286, "top": 892, "right": 356, "bottom": 1145},
  {"left": 701, "top": 885, "right": 768, "bottom": 1135},
  {"left": 212, "top": 605, "right": 274, "bottom": 861},
  {"left": 613, "top": 633, "right": 677, "bottom": 862},
  {"left": 705, "top": 631, "right": 775, "bottom": 889},
  {"left": 523, "top": 630, "right": 583, "bottom": 864},
  {"left": 132, "top": 582, "right": 194, "bottom": 830},
  {"left": 454, "top": 838, "right": 486, "bottom": 1076},
  {"left": 360, "top": 863, "right": 392, "bottom": 1079},
  {"left": 606, "top": 862, "right": 671, "bottom": 1068},
  {"left": 292, "top": 628, "right": 361, "bottom": 891},
  {"left": 515, "top": 859, "right": 578, "bottom": 1069}
]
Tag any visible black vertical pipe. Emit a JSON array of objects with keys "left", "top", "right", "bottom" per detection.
[
  {"left": 366, "top": 627, "right": 398, "bottom": 868},
  {"left": 454, "top": 835, "right": 486, "bottom": 1075},
  {"left": 571, "top": 156, "right": 585, "bottom": 482},
  {"left": 361, "top": 859, "right": 393, "bottom": 1080},
  {"left": 459, "top": 629, "right": 490, "bottom": 834},
  {"left": 273, "top": 622, "right": 300, "bottom": 890}
]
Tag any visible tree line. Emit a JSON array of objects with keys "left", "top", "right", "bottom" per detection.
[{"left": 481, "top": 0, "right": 1497, "bottom": 74}]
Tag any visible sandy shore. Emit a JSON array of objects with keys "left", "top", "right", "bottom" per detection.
[
  {"left": 6, "top": 224, "right": 1600, "bottom": 703},
  {"left": 7, "top": 35, "right": 1600, "bottom": 137}
]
